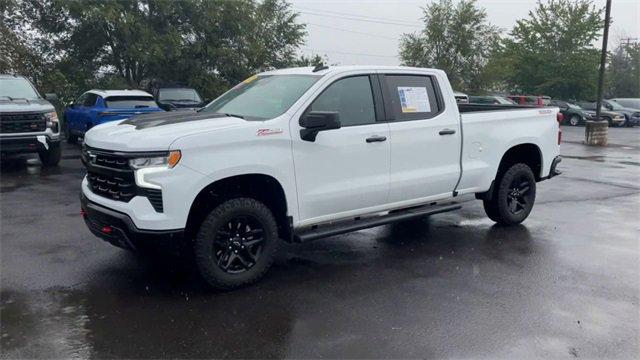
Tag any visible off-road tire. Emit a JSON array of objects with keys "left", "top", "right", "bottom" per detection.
[
  {"left": 483, "top": 163, "right": 536, "bottom": 225},
  {"left": 194, "top": 198, "right": 279, "bottom": 290},
  {"left": 38, "top": 143, "right": 61, "bottom": 166},
  {"left": 65, "top": 122, "right": 78, "bottom": 144}
]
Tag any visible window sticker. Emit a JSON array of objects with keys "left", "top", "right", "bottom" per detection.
[{"left": 397, "top": 86, "right": 431, "bottom": 113}]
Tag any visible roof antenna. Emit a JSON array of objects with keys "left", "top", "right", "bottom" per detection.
[{"left": 312, "top": 63, "right": 329, "bottom": 72}]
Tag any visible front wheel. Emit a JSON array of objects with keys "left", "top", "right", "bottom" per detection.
[
  {"left": 194, "top": 198, "right": 279, "bottom": 290},
  {"left": 65, "top": 122, "right": 78, "bottom": 144},
  {"left": 483, "top": 163, "right": 536, "bottom": 225},
  {"left": 38, "top": 143, "right": 61, "bottom": 167}
]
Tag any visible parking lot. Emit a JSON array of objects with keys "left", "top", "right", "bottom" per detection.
[{"left": 1, "top": 126, "right": 639, "bottom": 358}]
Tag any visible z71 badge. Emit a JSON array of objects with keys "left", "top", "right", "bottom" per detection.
[{"left": 256, "top": 128, "right": 283, "bottom": 136}]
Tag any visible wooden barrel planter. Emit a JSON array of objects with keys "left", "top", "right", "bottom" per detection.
[{"left": 585, "top": 121, "right": 608, "bottom": 146}]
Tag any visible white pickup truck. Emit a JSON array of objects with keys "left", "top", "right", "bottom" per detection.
[{"left": 80, "top": 65, "right": 562, "bottom": 289}]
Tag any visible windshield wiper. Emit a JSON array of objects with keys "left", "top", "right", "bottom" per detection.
[{"left": 223, "top": 113, "right": 244, "bottom": 119}]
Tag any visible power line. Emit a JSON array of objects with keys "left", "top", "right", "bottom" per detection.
[
  {"left": 301, "top": 47, "right": 398, "bottom": 58},
  {"left": 298, "top": 10, "right": 420, "bottom": 28},
  {"left": 306, "top": 22, "right": 399, "bottom": 41},
  {"left": 296, "top": 5, "right": 423, "bottom": 27}
]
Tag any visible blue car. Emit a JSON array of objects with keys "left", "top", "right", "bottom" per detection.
[{"left": 63, "top": 89, "right": 164, "bottom": 143}]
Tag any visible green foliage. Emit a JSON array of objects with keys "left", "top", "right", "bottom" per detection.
[
  {"left": 399, "top": 0, "right": 501, "bottom": 92},
  {"left": 606, "top": 43, "right": 640, "bottom": 98},
  {"left": 501, "top": 0, "right": 603, "bottom": 100},
  {"left": 1, "top": 0, "right": 306, "bottom": 103}
]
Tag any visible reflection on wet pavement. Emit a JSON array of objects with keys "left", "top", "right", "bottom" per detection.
[{"left": 1, "top": 127, "right": 639, "bottom": 358}]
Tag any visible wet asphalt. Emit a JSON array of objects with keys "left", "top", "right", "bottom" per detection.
[{"left": 1, "top": 126, "right": 639, "bottom": 359}]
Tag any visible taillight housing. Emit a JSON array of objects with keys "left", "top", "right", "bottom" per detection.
[{"left": 556, "top": 112, "right": 564, "bottom": 124}]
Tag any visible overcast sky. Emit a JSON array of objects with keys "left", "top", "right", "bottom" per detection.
[{"left": 290, "top": 0, "right": 640, "bottom": 66}]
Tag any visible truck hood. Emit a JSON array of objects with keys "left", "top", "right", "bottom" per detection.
[
  {"left": 84, "top": 110, "right": 248, "bottom": 151},
  {"left": 0, "top": 98, "right": 55, "bottom": 113}
]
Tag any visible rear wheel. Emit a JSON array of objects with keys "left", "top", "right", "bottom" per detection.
[
  {"left": 194, "top": 198, "right": 279, "bottom": 289},
  {"left": 569, "top": 115, "right": 581, "bottom": 126},
  {"left": 483, "top": 163, "right": 536, "bottom": 225}
]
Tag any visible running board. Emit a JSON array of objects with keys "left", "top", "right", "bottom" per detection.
[{"left": 293, "top": 203, "right": 461, "bottom": 243}]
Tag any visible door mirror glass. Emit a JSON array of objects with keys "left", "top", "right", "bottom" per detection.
[{"left": 299, "top": 111, "right": 341, "bottom": 142}]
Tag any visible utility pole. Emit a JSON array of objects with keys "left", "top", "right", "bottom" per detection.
[
  {"left": 585, "top": 0, "right": 612, "bottom": 146},
  {"left": 594, "top": 0, "right": 612, "bottom": 123}
]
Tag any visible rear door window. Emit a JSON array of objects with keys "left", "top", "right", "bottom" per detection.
[
  {"left": 308, "top": 76, "right": 376, "bottom": 127},
  {"left": 105, "top": 96, "right": 158, "bottom": 108},
  {"left": 383, "top": 75, "right": 442, "bottom": 121}
]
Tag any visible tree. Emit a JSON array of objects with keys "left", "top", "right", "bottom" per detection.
[
  {"left": 4, "top": 0, "right": 307, "bottom": 101},
  {"left": 502, "top": 0, "right": 603, "bottom": 100},
  {"left": 399, "top": 0, "right": 501, "bottom": 92},
  {"left": 606, "top": 42, "right": 640, "bottom": 98}
]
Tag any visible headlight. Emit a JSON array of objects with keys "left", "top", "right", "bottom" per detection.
[
  {"left": 129, "top": 150, "right": 181, "bottom": 169},
  {"left": 44, "top": 111, "right": 59, "bottom": 132}
]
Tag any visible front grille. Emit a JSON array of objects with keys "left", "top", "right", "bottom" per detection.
[
  {"left": 87, "top": 171, "right": 136, "bottom": 201},
  {"left": 83, "top": 146, "right": 164, "bottom": 212},
  {"left": 0, "top": 112, "right": 47, "bottom": 133}
]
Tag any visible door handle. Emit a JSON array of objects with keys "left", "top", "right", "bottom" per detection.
[
  {"left": 366, "top": 135, "right": 387, "bottom": 143},
  {"left": 439, "top": 129, "right": 456, "bottom": 135}
]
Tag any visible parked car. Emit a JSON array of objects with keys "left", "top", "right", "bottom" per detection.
[
  {"left": 602, "top": 99, "right": 640, "bottom": 127},
  {"left": 148, "top": 83, "right": 206, "bottom": 111},
  {"left": 610, "top": 98, "right": 640, "bottom": 109},
  {"left": 549, "top": 100, "right": 596, "bottom": 126},
  {"left": 63, "top": 89, "right": 164, "bottom": 143},
  {"left": 453, "top": 91, "right": 469, "bottom": 104},
  {"left": 0, "top": 74, "right": 61, "bottom": 166},
  {"left": 469, "top": 95, "right": 517, "bottom": 105},
  {"left": 577, "top": 102, "right": 626, "bottom": 127},
  {"left": 80, "top": 65, "right": 561, "bottom": 289},
  {"left": 507, "top": 95, "right": 550, "bottom": 106}
]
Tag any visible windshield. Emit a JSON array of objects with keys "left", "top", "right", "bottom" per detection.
[
  {"left": 105, "top": 96, "right": 158, "bottom": 108},
  {"left": 613, "top": 99, "right": 640, "bottom": 109},
  {"left": 0, "top": 77, "right": 40, "bottom": 100},
  {"left": 605, "top": 101, "right": 624, "bottom": 110},
  {"left": 159, "top": 88, "right": 201, "bottom": 102},
  {"left": 201, "top": 75, "right": 320, "bottom": 120}
]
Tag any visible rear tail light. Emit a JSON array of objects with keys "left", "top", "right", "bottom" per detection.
[{"left": 556, "top": 112, "right": 564, "bottom": 123}]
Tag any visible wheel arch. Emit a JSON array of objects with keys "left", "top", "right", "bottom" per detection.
[
  {"left": 497, "top": 143, "right": 543, "bottom": 181},
  {"left": 185, "top": 173, "right": 291, "bottom": 242}
]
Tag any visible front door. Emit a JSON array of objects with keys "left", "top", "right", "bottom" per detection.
[{"left": 292, "top": 74, "right": 390, "bottom": 224}]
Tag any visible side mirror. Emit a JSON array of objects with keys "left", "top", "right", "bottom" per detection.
[
  {"left": 44, "top": 93, "right": 58, "bottom": 102},
  {"left": 605, "top": 103, "right": 613, "bottom": 110},
  {"left": 299, "top": 111, "right": 341, "bottom": 142},
  {"left": 68, "top": 102, "right": 76, "bottom": 108}
]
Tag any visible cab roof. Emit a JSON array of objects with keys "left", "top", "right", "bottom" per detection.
[
  {"left": 259, "top": 65, "right": 441, "bottom": 77},
  {"left": 87, "top": 89, "right": 153, "bottom": 98}
]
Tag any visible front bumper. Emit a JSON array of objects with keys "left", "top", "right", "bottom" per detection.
[
  {"left": 81, "top": 193, "right": 184, "bottom": 251},
  {"left": 0, "top": 134, "right": 60, "bottom": 154}
]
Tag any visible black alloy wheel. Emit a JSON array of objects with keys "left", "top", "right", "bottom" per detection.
[
  {"left": 214, "top": 215, "right": 265, "bottom": 273},
  {"left": 506, "top": 175, "right": 532, "bottom": 215}
]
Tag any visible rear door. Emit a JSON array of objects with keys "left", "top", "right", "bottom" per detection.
[
  {"left": 382, "top": 73, "right": 461, "bottom": 203},
  {"left": 292, "top": 74, "right": 390, "bottom": 224}
]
